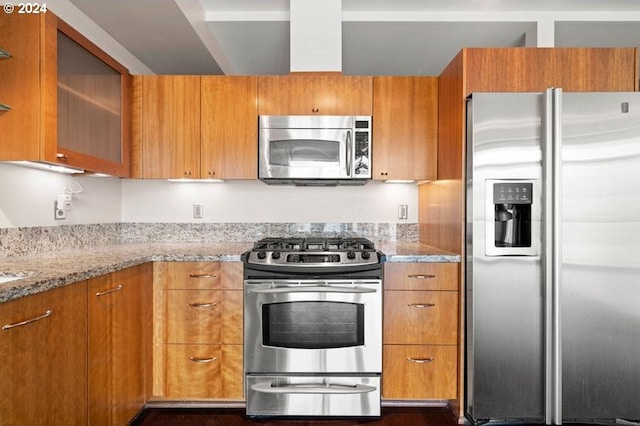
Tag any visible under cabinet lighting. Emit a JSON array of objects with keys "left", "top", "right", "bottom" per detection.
[
  {"left": 167, "top": 178, "right": 225, "bottom": 183},
  {"left": 383, "top": 179, "right": 416, "bottom": 184},
  {"left": 7, "top": 161, "right": 84, "bottom": 175}
]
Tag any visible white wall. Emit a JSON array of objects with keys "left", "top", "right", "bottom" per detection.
[
  {"left": 0, "top": 163, "right": 122, "bottom": 228},
  {"left": 120, "top": 179, "right": 418, "bottom": 223},
  {"left": 0, "top": 163, "right": 418, "bottom": 228}
]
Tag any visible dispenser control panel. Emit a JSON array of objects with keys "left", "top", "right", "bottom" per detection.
[{"left": 493, "top": 182, "right": 533, "bottom": 204}]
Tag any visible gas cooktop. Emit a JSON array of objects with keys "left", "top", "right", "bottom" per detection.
[{"left": 243, "top": 237, "right": 382, "bottom": 268}]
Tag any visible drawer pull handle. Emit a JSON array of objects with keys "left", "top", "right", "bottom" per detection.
[
  {"left": 2, "top": 309, "right": 53, "bottom": 330},
  {"left": 189, "top": 273, "right": 218, "bottom": 279},
  {"left": 189, "top": 356, "right": 217, "bottom": 363},
  {"left": 407, "top": 303, "right": 435, "bottom": 308},
  {"left": 407, "top": 357, "right": 434, "bottom": 364},
  {"left": 189, "top": 302, "right": 217, "bottom": 308},
  {"left": 95, "top": 284, "right": 123, "bottom": 297},
  {"left": 408, "top": 274, "right": 436, "bottom": 279}
]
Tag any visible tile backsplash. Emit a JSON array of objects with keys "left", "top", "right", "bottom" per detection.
[{"left": 0, "top": 222, "right": 418, "bottom": 258}]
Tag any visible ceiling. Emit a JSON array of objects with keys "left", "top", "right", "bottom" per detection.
[{"left": 66, "top": 0, "right": 640, "bottom": 76}]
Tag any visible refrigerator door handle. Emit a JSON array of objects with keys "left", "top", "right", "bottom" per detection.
[{"left": 548, "top": 87, "right": 564, "bottom": 425}]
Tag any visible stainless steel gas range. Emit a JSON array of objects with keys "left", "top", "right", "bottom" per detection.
[{"left": 242, "top": 237, "right": 384, "bottom": 417}]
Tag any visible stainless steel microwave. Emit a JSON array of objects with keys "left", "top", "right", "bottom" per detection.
[{"left": 258, "top": 115, "right": 372, "bottom": 185}]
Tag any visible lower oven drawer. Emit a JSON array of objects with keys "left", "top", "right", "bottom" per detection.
[{"left": 245, "top": 375, "right": 380, "bottom": 417}]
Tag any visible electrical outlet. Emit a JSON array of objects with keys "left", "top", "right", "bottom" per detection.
[
  {"left": 193, "top": 203, "right": 203, "bottom": 219},
  {"left": 54, "top": 201, "right": 66, "bottom": 220},
  {"left": 398, "top": 204, "right": 408, "bottom": 220}
]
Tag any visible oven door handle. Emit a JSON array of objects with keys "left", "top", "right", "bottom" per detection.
[
  {"left": 248, "top": 286, "right": 377, "bottom": 294},
  {"left": 250, "top": 382, "right": 376, "bottom": 395}
]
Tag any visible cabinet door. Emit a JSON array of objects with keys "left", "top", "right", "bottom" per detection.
[
  {"left": 373, "top": 76, "right": 438, "bottom": 181},
  {"left": 384, "top": 262, "right": 459, "bottom": 291},
  {"left": 0, "top": 13, "right": 131, "bottom": 176},
  {"left": 201, "top": 76, "right": 258, "bottom": 179},
  {"left": 88, "top": 264, "right": 152, "bottom": 426},
  {"left": 166, "top": 289, "right": 242, "bottom": 344},
  {"left": 258, "top": 74, "right": 373, "bottom": 115},
  {"left": 139, "top": 75, "right": 201, "bottom": 179},
  {"left": 0, "top": 13, "right": 50, "bottom": 161},
  {"left": 0, "top": 282, "right": 88, "bottom": 426},
  {"left": 383, "top": 290, "right": 458, "bottom": 345},
  {"left": 383, "top": 345, "right": 457, "bottom": 399}
]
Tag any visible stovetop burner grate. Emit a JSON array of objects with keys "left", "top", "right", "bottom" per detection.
[{"left": 252, "top": 237, "right": 376, "bottom": 252}]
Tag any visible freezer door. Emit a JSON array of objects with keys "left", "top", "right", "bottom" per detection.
[
  {"left": 560, "top": 93, "right": 640, "bottom": 422},
  {"left": 465, "top": 93, "right": 546, "bottom": 422}
]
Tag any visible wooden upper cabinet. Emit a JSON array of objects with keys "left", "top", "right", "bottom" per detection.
[
  {"left": 0, "top": 12, "right": 131, "bottom": 176},
  {"left": 201, "top": 76, "right": 258, "bottom": 179},
  {"left": 134, "top": 75, "right": 201, "bottom": 179},
  {"left": 464, "top": 47, "right": 639, "bottom": 95},
  {"left": 258, "top": 73, "right": 373, "bottom": 115},
  {"left": 373, "top": 76, "right": 438, "bottom": 181}
]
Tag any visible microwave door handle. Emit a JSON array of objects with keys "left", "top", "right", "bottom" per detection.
[
  {"left": 248, "top": 286, "right": 377, "bottom": 294},
  {"left": 346, "top": 130, "right": 353, "bottom": 176}
]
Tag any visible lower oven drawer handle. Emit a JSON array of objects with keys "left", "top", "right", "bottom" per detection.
[
  {"left": 249, "top": 286, "right": 376, "bottom": 294},
  {"left": 251, "top": 382, "right": 376, "bottom": 395}
]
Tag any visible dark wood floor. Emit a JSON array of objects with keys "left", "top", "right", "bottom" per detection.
[{"left": 130, "top": 407, "right": 459, "bottom": 426}]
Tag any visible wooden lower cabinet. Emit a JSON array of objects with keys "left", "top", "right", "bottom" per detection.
[
  {"left": 88, "top": 263, "right": 152, "bottom": 426},
  {"left": 382, "top": 262, "right": 459, "bottom": 401},
  {"left": 0, "top": 282, "right": 88, "bottom": 426},
  {"left": 166, "top": 344, "right": 243, "bottom": 399},
  {"left": 154, "top": 261, "right": 244, "bottom": 400},
  {"left": 383, "top": 345, "right": 457, "bottom": 399}
]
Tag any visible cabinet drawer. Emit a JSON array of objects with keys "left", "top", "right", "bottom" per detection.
[
  {"left": 384, "top": 290, "right": 457, "bottom": 344},
  {"left": 165, "top": 344, "right": 243, "bottom": 399},
  {"left": 382, "top": 344, "right": 457, "bottom": 400},
  {"left": 156, "top": 262, "right": 243, "bottom": 290},
  {"left": 384, "top": 262, "right": 458, "bottom": 291},
  {"left": 165, "top": 289, "right": 242, "bottom": 344}
]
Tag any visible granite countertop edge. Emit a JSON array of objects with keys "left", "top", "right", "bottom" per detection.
[{"left": 0, "top": 241, "right": 460, "bottom": 304}]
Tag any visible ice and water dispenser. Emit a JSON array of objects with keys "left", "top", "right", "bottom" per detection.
[{"left": 485, "top": 180, "right": 539, "bottom": 256}]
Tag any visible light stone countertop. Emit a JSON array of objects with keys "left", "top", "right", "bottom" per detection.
[{"left": 0, "top": 241, "right": 460, "bottom": 304}]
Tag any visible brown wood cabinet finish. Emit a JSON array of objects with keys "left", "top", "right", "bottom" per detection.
[
  {"left": 382, "top": 262, "right": 459, "bottom": 400},
  {"left": 135, "top": 75, "right": 201, "bottom": 179},
  {"left": 258, "top": 73, "right": 373, "bottom": 115},
  {"left": 154, "top": 262, "right": 244, "bottom": 400},
  {"left": 201, "top": 76, "right": 258, "bottom": 179},
  {"left": 88, "top": 264, "right": 152, "bottom": 426},
  {"left": 383, "top": 262, "right": 458, "bottom": 291},
  {"left": 0, "top": 282, "right": 88, "bottom": 426},
  {"left": 383, "top": 345, "right": 457, "bottom": 400},
  {"left": 0, "top": 12, "right": 131, "bottom": 176},
  {"left": 384, "top": 291, "right": 458, "bottom": 345},
  {"left": 373, "top": 76, "right": 438, "bottom": 181}
]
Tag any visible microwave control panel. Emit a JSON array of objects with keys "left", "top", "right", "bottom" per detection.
[{"left": 353, "top": 117, "right": 371, "bottom": 177}]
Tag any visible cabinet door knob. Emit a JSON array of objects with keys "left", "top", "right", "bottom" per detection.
[
  {"left": 312, "top": 108, "right": 319, "bottom": 113},
  {"left": 208, "top": 171, "right": 215, "bottom": 177},
  {"left": 57, "top": 153, "right": 68, "bottom": 161},
  {"left": 380, "top": 172, "right": 388, "bottom": 176},
  {"left": 184, "top": 170, "right": 192, "bottom": 177},
  {"left": 2, "top": 309, "right": 53, "bottom": 330}
]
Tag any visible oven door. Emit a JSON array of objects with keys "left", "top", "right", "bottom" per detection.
[{"left": 244, "top": 279, "right": 382, "bottom": 374}]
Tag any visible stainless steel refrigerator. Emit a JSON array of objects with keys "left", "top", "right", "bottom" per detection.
[{"left": 465, "top": 89, "right": 640, "bottom": 425}]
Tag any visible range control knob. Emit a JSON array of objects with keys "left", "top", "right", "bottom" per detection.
[
  {"left": 271, "top": 251, "right": 281, "bottom": 260},
  {"left": 362, "top": 251, "right": 371, "bottom": 260},
  {"left": 257, "top": 252, "right": 267, "bottom": 260},
  {"left": 347, "top": 250, "right": 356, "bottom": 260}
]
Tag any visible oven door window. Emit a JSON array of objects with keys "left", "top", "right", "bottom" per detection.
[{"left": 262, "top": 301, "right": 364, "bottom": 349}]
